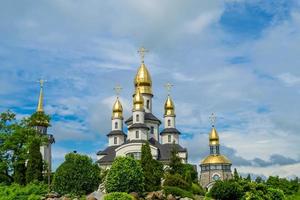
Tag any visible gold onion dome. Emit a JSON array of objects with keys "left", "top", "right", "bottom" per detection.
[
  {"left": 112, "top": 97, "right": 123, "bottom": 119},
  {"left": 134, "top": 63, "right": 152, "bottom": 95},
  {"left": 133, "top": 89, "right": 144, "bottom": 110},
  {"left": 209, "top": 127, "right": 219, "bottom": 145},
  {"left": 201, "top": 154, "right": 231, "bottom": 165},
  {"left": 164, "top": 95, "right": 175, "bottom": 116}
]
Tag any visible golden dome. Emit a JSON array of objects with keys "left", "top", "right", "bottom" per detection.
[
  {"left": 134, "top": 63, "right": 152, "bottom": 95},
  {"left": 209, "top": 127, "right": 219, "bottom": 145},
  {"left": 164, "top": 95, "right": 175, "bottom": 116},
  {"left": 133, "top": 89, "right": 144, "bottom": 111},
  {"left": 201, "top": 154, "right": 231, "bottom": 165},
  {"left": 112, "top": 97, "right": 123, "bottom": 119}
]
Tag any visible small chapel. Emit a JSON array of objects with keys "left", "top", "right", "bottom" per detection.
[{"left": 96, "top": 48, "right": 188, "bottom": 168}]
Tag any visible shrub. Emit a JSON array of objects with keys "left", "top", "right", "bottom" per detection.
[
  {"left": 52, "top": 153, "right": 101, "bottom": 195},
  {"left": 106, "top": 157, "right": 144, "bottom": 194},
  {"left": 191, "top": 183, "right": 205, "bottom": 195},
  {"left": 163, "top": 186, "right": 194, "bottom": 199},
  {"left": 210, "top": 180, "right": 243, "bottom": 200},
  {"left": 267, "top": 188, "right": 285, "bottom": 200},
  {"left": 104, "top": 192, "right": 133, "bottom": 200},
  {"left": 164, "top": 173, "right": 190, "bottom": 190}
]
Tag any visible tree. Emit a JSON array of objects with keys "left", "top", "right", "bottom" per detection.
[
  {"left": 106, "top": 156, "right": 144, "bottom": 194},
  {"left": 53, "top": 153, "right": 101, "bottom": 195},
  {"left": 246, "top": 174, "right": 251, "bottom": 182},
  {"left": 233, "top": 168, "right": 239, "bottom": 181},
  {"left": 255, "top": 176, "right": 263, "bottom": 183},
  {"left": 210, "top": 180, "right": 243, "bottom": 200},
  {"left": 26, "top": 138, "right": 43, "bottom": 183},
  {"left": 141, "top": 142, "right": 163, "bottom": 191},
  {"left": 168, "top": 143, "right": 183, "bottom": 175}
]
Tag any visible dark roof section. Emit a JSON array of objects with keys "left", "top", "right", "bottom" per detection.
[
  {"left": 128, "top": 123, "right": 150, "bottom": 130},
  {"left": 97, "top": 138, "right": 187, "bottom": 164},
  {"left": 96, "top": 145, "right": 120, "bottom": 163},
  {"left": 125, "top": 112, "right": 161, "bottom": 124},
  {"left": 106, "top": 130, "right": 126, "bottom": 137},
  {"left": 160, "top": 128, "right": 181, "bottom": 135}
]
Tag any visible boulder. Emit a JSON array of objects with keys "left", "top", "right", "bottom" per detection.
[
  {"left": 167, "top": 194, "right": 176, "bottom": 200},
  {"left": 130, "top": 192, "right": 139, "bottom": 200}
]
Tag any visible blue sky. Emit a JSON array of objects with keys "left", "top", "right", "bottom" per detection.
[{"left": 1, "top": 0, "right": 300, "bottom": 178}]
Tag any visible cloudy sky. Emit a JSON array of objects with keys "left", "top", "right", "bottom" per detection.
[{"left": 1, "top": 0, "right": 300, "bottom": 178}]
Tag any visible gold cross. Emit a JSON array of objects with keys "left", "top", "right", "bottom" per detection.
[
  {"left": 164, "top": 83, "right": 173, "bottom": 95},
  {"left": 37, "top": 78, "right": 47, "bottom": 88},
  {"left": 113, "top": 84, "right": 122, "bottom": 96},
  {"left": 137, "top": 47, "right": 149, "bottom": 63},
  {"left": 209, "top": 113, "right": 217, "bottom": 127}
]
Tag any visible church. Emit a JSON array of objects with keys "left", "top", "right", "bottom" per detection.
[{"left": 96, "top": 48, "right": 188, "bottom": 168}]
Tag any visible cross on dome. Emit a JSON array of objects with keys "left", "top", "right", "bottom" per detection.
[
  {"left": 37, "top": 78, "right": 47, "bottom": 88},
  {"left": 137, "top": 47, "right": 149, "bottom": 63},
  {"left": 113, "top": 84, "right": 122, "bottom": 97},
  {"left": 164, "top": 82, "right": 173, "bottom": 95},
  {"left": 209, "top": 113, "right": 217, "bottom": 127}
]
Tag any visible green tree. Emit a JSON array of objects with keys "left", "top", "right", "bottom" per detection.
[
  {"left": 246, "top": 174, "right": 252, "bottom": 182},
  {"left": 255, "top": 176, "right": 263, "bottom": 183},
  {"left": 210, "top": 180, "right": 243, "bottom": 200},
  {"left": 233, "top": 168, "right": 239, "bottom": 181},
  {"left": 26, "top": 138, "right": 43, "bottom": 183},
  {"left": 106, "top": 156, "right": 144, "bottom": 194},
  {"left": 141, "top": 142, "right": 163, "bottom": 191},
  {"left": 168, "top": 143, "right": 183, "bottom": 175},
  {"left": 53, "top": 153, "right": 101, "bottom": 195}
]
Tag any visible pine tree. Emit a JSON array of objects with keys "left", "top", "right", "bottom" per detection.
[
  {"left": 13, "top": 159, "right": 26, "bottom": 185},
  {"left": 141, "top": 142, "right": 163, "bottom": 191},
  {"left": 246, "top": 174, "right": 251, "bottom": 182},
  {"left": 233, "top": 168, "right": 240, "bottom": 181},
  {"left": 26, "top": 138, "right": 43, "bottom": 183},
  {"left": 169, "top": 142, "right": 183, "bottom": 175}
]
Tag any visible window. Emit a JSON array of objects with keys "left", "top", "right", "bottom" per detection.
[
  {"left": 136, "top": 114, "right": 139, "bottom": 122},
  {"left": 168, "top": 134, "right": 171, "bottom": 143},
  {"left": 136, "top": 131, "right": 139, "bottom": 139},
  {"left": 213, "top": 174, "right": 220, "bottom": 181},
  {"left": 168, "top": 119, "right": 171, "bottom": 127},
  {"left": 114, "top": 122, "right": 118, "bottom": 129},
  {"left": 114, "top": 137, "right": 117, "bottom": 144},
  {"left": 146, "top": 100, "right": 150, "bottom": 109},
  {"left": 126, "top": 152, "right": 142, "bottom": 160},
  {"left": 150, "top": 126, "right": 154, "bottom": 134}
]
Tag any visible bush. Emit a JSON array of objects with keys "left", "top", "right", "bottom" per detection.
[
  {"left": 191, "top": 183, "right": 205, "bottom": 195},
  {"left": 210, "top": 180, "right": 243, "bottom": 200},
  {"left": 52, "top": 153, "right": 101, "bottom": 195},
  {"left": 163, "top": 186, "right": 194, "bottom": 199},
  {"left": 164, "top": 173, "right": 190, "bottom": 190},
  {"left": 106, "top": 157, "right": 144, "bottom": 194},
  {"left": 0, "top": 182, "right": 48, "bottom": 200},
  {"left": 267, "top": 188, "right": 285, "bottom": 200},
  {"left": 104, "top": 192, "right": 133, "bottom": 200}
]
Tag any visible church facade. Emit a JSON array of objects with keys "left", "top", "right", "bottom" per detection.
[
  {"left": 96, "top": 50, "right": 188, "bottom": 169},
  {"left": 199, "top": 115, "right": 232, "bottom": 189}
]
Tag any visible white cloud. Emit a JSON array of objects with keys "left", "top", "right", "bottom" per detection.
[{"left": 277, "top": 72, "right": 300, "bottom": 86}]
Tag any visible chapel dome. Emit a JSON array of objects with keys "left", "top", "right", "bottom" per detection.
[
  {"left": 164, "top": 95, "right": 175, "bottom": 116},
  {"left": 201, "top": 154, "right": 231, "bottom": 165},
  {"left": 134, "top": 63, "right": 152, "bottom": 95}
]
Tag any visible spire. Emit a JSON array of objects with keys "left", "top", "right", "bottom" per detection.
[
  {"left": 112, "top": 84, "right": 123, "bottom": 119},
  {"left": 209, "top": 113, "right": 219, "bottom": 145},
  {"left": 134, "top": 47, "right": 152, "bottom": 95},
  {"left": 37, "top": 79, "right": 46, "bottom": 112},
  {"left": 164, "top": 83, "right": 175, "bottom": 116},
  {"left": 133, "top": 88, "right": 144, "bottom": 111}
]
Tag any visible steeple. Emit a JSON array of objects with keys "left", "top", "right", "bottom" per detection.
[
  {"left": 133, "top": 88, "right": 144, "bottom": 111},
  {"left": 112, "top": 97, "right": 123, "bottom": 119},
  {"left": 164, "top": 95, "right": 175, "bottom": 116},
  {"left": 37, "top": 79, "right": 46, "bottom": 112},
  {"left": 209, "top": 113, "right": 220, "bottom": 154}
]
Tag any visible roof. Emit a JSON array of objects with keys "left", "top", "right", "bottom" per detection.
[
  {"left": 125, "top": 112, "right": 161, "bottom": 124},
  {"left": 106, "top": 130, "right": 126, "bottom": 137},
  {"left": 200, "top": 154, "right": 231, "bottom": 165},
  {"left": 97, "top": 138, "right": 187, "bottom": 165},
  {"left": 128, "top": 123, "right": 150, "bottom": 130},
  {"left": 160, "top": 128, "right": 181, "bottom": 135}
]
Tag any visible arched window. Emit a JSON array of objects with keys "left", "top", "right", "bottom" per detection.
[
  {"left": 114, "top": 122, "right": 118, "bottom": 129},
  {"left": 150, "top": 126, "right": 154, "bottom": 134},
  {"left": 136, "top": 114, "right": 140, "bottom": 122},
  {"left": 168, "top": 134, "right": 171, "bottom": 143},
  {"left": 168, "top": 119, "right": 171, "bottom": 127},
  {"left": 146, "top": 100, "right": 150, "bottom": 109},
  {"left": 136, "top": 131, "right": 139, "bottom": 139},
  {"left": 114, "top": 137, "right": 117, "bottom": 144}
]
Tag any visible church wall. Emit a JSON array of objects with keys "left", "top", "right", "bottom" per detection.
[
  {"left": 115, "top": 143, "right": 158, "bottom": 159},
  {"left": 127, "top": 128, "right": 148, "bottom": 141},
  {"left": 200, "top": 169, "right": 232, "bottom": 189},
  {"left": 164, "top": 116, "right": 175, "bottom": 128},
  {"left": 108, "top": 135, "right": 125, "bottom": 146},
  {"left": 40, "top": 144, "right": 52, "bottom": 172},
  {"left": 161, "top": 134, "right": 179, "bottom": 144},
  {"left": 133, "top": 111, "right": 145, "bottom": 124},
  {"left": 142, "top": 94, "right": 152, "bottom": 113},
  {"left": 111, "top": 118, "right": 123, "bottom": 131},
  {"left": 145, "top": 121, "right": 159, "bottom": 141}
]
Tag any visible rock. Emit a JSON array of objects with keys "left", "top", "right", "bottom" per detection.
[
  {"left": 145, "top": 192, "right": 155, "bottom": 200},
  {"left": 130, "top": 192, "right": 139, "bottom": 200},
  {"left": 46, "top": 192, "right": 60, "bottom": 198},
  {"left": 167, "top": 194, "right": 176, "bottom": 200},
  {"left": 179, "top": 198, "right": 193, "bottom": 200}
]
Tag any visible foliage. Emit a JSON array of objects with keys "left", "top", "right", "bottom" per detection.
[
  {"left": 141, "top": 142, "right": 163, "bottom": 191},
  {"left": 104, "top": 192, "right": 133, "bottom": 200},
  {"left": 163, "top": 173, "right": 190, "bottom": 190},
  {"left": 28, "top": 112, "right": 51, "bottom": 127},
  {"left": 168, "top": 143, "right": 184, "bottom": 175},
  {"left": 210, "top": 180, "right": 243, "bottom": 200},
  {"left": 106, "top": 156, "right": 144, "bottom": 194},
  {"left": 182, "top": 164, "right": 198, "bottom": 183},
  {"left": 233, "top": 168, "right": 240, "bottom": 181},
  {"left": 266, "top": 176, "right": 299, "bottom": 195},
  {"left": 0, "top": 182, "right": 48, "bottom": 200},
  {"left": 255, "top": 176, "right": 263, "bottom": 183},
  {"left": 191, "top": 183, "right": 205, "bottom": 195},
  {"left": 26, "top": 138, "right": 43, "bottom": 183},
  {"left": 52, "top": 153, "right": 101, "bottom": 195},
  {"left": 163, "top": 186, "right": 194, "bottom": 199}
]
